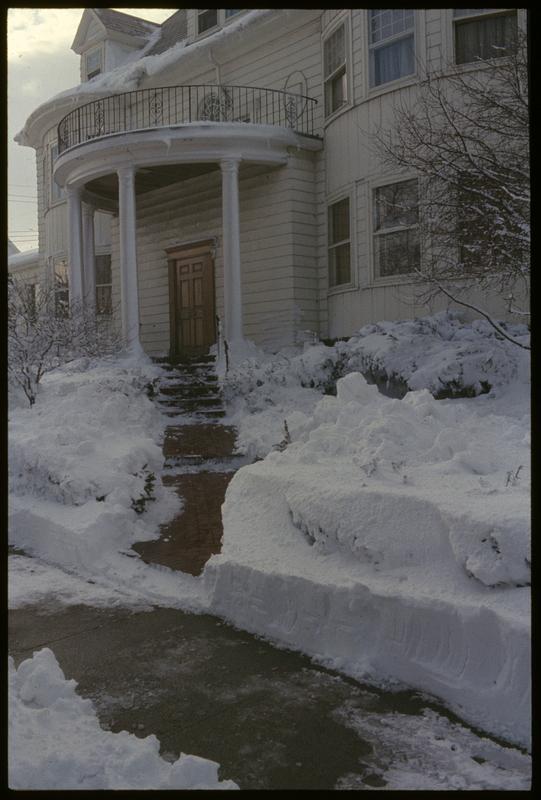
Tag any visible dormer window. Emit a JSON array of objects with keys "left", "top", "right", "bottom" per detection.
[
  {"left": 198, "top": 9, "right": 218, "bottom": 34},
  {"left": 85, "top": 47, "right": 102, "bottom": 80}
]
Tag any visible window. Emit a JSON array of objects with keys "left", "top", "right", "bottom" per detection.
[
  {"left": 373, "top": 179, "right": 419, "bottom": 278},
  {"left": 453, "top": 9, "right": 518, "bottom": 64},
  {"left": 225, "top": 9, "right": 242, "bottom": 19},
  {"left": 95, "top": 254, "right": 112, "bottom": 315},
  {"left": 198, "top": 9, "right": 218, "bottom": 34},
  {"left": 26, "top": 283, "right": 37, "bottom": 320},
  {"left": 85, "top": 47, "right": 102, "bottom": 80},
  {"left": 54, "top": 258, "right": 69, "bottom": 317},
  {"left": 328, "top": 197, "right": 351, "bottom": 287},
  {"left": 324, "top": 24, "right": 348, "bottom": 117},
  {"left": 50, "top": 143, "right": 65, "bottom": 203},
  {"left": 369, "top": 9, "right": 415, "bottom": 87}
]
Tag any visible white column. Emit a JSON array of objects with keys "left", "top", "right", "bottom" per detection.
[
  {"left": 82, "top": 203, "right": 96, "bottom": 313},
  {"left": 117, "top": 165, "right": 141, "bottom": 351},
  {"left": 66, "top": 184, "right": 84, "bottom": 308},
  {"left": 220, "top": 158, "right": 243, "bottom": 342}
]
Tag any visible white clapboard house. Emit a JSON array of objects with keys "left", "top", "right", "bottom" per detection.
[{"left": 14, "top": 8, "right": 526, "bottom": 357}]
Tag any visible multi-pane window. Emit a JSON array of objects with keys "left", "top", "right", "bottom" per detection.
[
  {"left": 373, "top": 179, "right": 419, "bottom": 278},
  {"left": 54, "top": 258, "right": 69, "bottom": 317},
  {"left": 95, "top": 254, "right": 112, "bottom": 315},
  {"left": 85, "top": 47, "right": 102, "bottom": 80},
  {"left": 198, "top": 9, "right": 218, "bottom": 34},
  {"left": 453, "top": 9, "right": 518, "bottom": 64},
  {"left": 328, "top": 197, "right": 351, "bottom": 287},
  {"left": 324, "top": 24, "right": 348, "bottom": 117},
  {"left": 50, "top": 143, "right": 66, "bottom": 203},
  {"left": 369, "top": 9, "right": 415, "bottom": 87}
]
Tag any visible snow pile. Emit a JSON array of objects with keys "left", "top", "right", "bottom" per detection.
[
  {"left": 222, "top": 312, "right": 530, "bottom": 459},
  {"left": 206, "top": 316, "right": 530, "bottom": 748},
  {"left": 9, "top": 648, "right": 239, "bottom": 790},
  {"left": 335, "top": 703, "right": 531, "bottom": 790}
]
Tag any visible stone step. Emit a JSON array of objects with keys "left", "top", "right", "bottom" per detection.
[
  {"left": 157, "top": 397, "right": 224, "bottom": 410},
  {"left": 163, "top": 424, "right": 238, "bottom": 460},
  {"left": 162, "top": 409, "right": 226, "bottom": 419},
  {"left": 159, "top": 384, "right": 221, "bottom": 398}
]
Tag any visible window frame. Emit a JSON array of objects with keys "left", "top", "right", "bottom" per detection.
[
  {"left": 367, "top": 9, "right": 417, "bottom": 91},
  {"left": 370, "top": 176, "right": 420, "bottom": 285},
  {"left": 95, "top": 252, "right": 113, "bottom": 316},
  {"left": 50, "top": 142, "right": 66, "bottom": 205},
  {"left": 84, "top": 45, "right": 103, "bottom": 81},
  {"left": 322, "top": 13, "right": 353, "bottom": 125},
  {"left": 452, "top": 8, "right": 518, "bottom": 66},
  {"left": 197, "top": 9, "right": 219, "bottom": 36},
  {"left": 327, "top": 191, "right": 355, "bottom": 292}
]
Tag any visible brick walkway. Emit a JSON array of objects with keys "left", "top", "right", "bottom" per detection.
[{"left": 132, "top": 356, "right": 246, "bottom": 576}]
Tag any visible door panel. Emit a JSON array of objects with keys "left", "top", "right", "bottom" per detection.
[{"left": 168, "top": 247, "right": 216, "bottom": 359}]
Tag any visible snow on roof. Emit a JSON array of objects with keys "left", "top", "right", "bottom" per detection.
[
  {"left": 145, "top": 9, "right": 188, "bottom": 57},
  {"left": 8, "top": 238, "right": 20, "bottom": 256},
  {"left": 92, "top": 7, "right": 160, "bottom": 38},
  {"left": 8, "top": 248, "right": 39, "bottom": 270}
]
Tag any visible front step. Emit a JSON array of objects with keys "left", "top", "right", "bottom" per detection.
[
  {"left": 159, "top": 384, "right": 220, "bottom": 398},
  {"left": 157, "top": 396, "right": 223, "bottom": 410}
]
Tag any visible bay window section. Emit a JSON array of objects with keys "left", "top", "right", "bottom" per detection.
[
  {"left": 373, "top": 179, "right": 419, "bottom": 278},
  {"left": 453, "top": 9, "right": 518, "bottom": 64},
  {"left": 50, "top": 143, "right": 66, "bottom": 203},
  {"left": 328, "top": 197, "right": 351, "bottom": 287},
  {"left": 369, "top": 9, "right": 415, "bottom": 87},
  {"left": 324, "top": 23, "right": 348, "bottom": 117}
]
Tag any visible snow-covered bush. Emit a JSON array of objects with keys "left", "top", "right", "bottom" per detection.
[
  {"left": 8, "top": 276, "right": 123, "bottom": 408},
  {"left": 223, "top": 312, "right": 530, "bottom": 460}
]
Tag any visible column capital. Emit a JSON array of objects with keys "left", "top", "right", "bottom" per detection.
[
  {"left": 220, "top": 157, "right": 241, "bottom": 174},
  {"left": 117, "top": 165, "right": 136, "bottom": 183},
  {"left": 65, "top": 183, "right": 81, "bottom": 199}
]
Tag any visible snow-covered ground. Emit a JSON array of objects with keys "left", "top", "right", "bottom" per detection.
[
  {"left": 9, "top": 648, "right": 238, "bottom": 790},
  {"left": 8, "top": 312, "right": 531, "bottom": 780},
  {"left": 206, "top": 313, "right": 531, "bottom": 749}
]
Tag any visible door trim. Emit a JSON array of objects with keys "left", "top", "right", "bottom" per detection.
[{"left": 167, "top": 241, "right": 216, "bottom": 360}]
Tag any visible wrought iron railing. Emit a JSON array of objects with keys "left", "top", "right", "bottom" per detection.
[{"left": 57, "top": 84, "right": 319, "bottom": 154}]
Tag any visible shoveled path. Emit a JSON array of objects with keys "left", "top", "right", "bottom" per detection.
[
  {"left": 10, "top": 600, "right": 471, "bottom": 791},
  {"left": 132, "top": 356, "right": 248, "bottom": 575}
]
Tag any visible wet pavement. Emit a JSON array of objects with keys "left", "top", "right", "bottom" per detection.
[{"left": 9, "top": 601, "right": 484, "bottom": 791}]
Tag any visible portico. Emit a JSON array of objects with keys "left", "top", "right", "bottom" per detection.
[{"left": 54, "top": 87, "right": 322, "bottom": 355}]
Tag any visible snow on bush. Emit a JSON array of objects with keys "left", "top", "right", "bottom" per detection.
[
  {"left": 9, "top": 648, "right": 239, "bottom": 790},
  {"left": 222, "top": 312, "right": 530, "bottom": 460},
  {"left": 8, "top": 356, "right": 182, "bottom": 575},
  {"left": 9, "top": 357, "right": 164, "bottom": 509}
]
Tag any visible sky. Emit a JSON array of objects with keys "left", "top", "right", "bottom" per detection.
[{"left": 8, "top": 8, "right": 175, "bottom": 252}]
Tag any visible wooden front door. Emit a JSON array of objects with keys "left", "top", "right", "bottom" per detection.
[{"left": 168, "top": 242, "right": 216, "bottom": 359}]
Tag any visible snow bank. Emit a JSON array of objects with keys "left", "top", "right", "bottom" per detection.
[
  {"left": 9, "top": 648, "right": 239, "bottom": 790},
  {"left": 207, "top": 315, "right": 530, "bottom": 748}
]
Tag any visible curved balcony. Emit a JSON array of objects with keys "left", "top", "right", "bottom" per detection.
[{"left": 57, "top": 84, "right": 319, "bottom": 155}]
